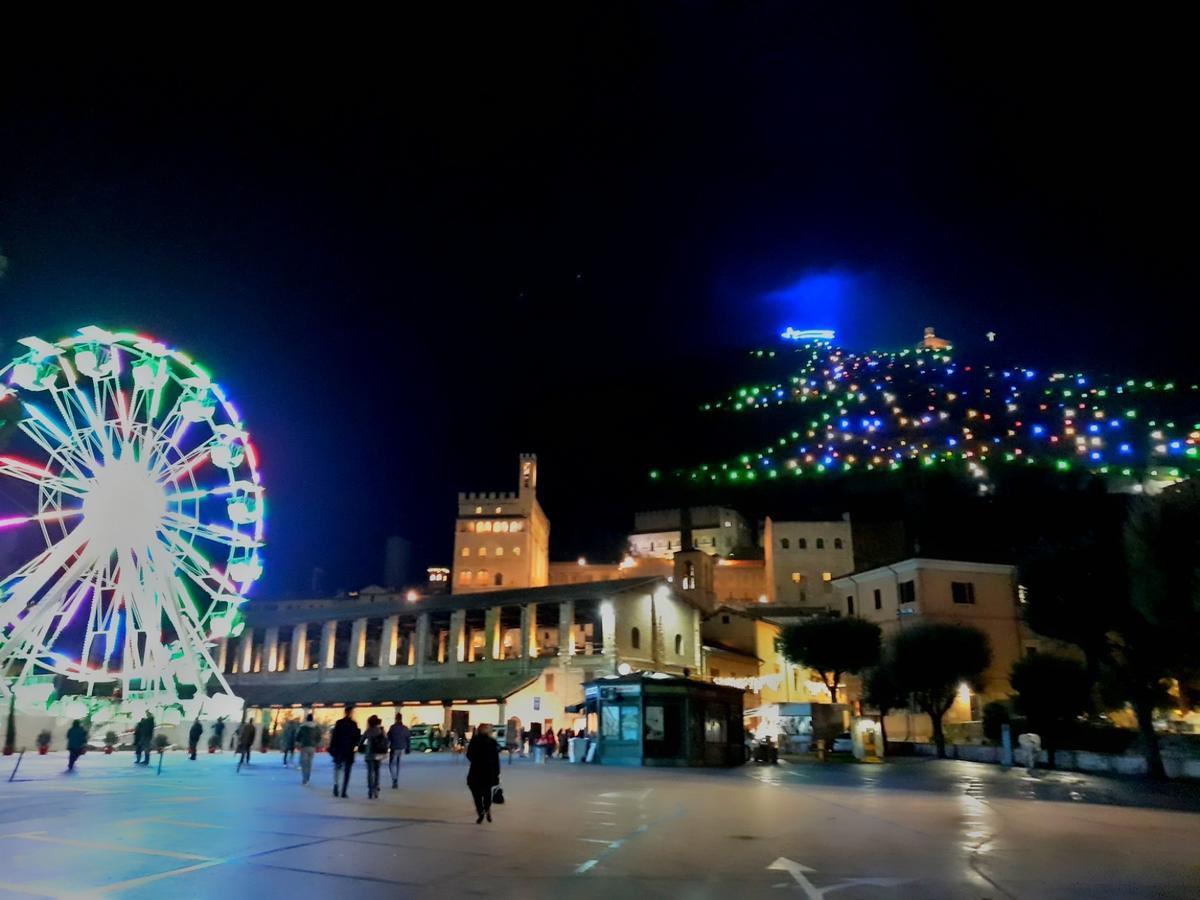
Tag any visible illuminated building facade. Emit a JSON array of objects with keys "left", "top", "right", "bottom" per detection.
[{"left": 451, "top": 453, "right": 550, "bottom": 593}]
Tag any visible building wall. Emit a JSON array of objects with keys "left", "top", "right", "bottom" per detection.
[
  {"left": 763, "top": 516, "right": 854, "bottom": 606},
  {"left": 835, "top": 558, "right": 1035, "bottom": 739},
  {"left": 628, "top": 507, "right": 752, "bottom": 559},
  {"left": 611, "top": 583, "right": 702, "bottom": 674}
]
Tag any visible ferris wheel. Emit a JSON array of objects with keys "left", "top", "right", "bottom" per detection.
[{"left": 0, "top": 326, "right": 263, "bottom": 710}]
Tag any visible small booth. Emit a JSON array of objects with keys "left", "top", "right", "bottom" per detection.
[
  {"left": 583, "top": 673, "right": 745, "bottom": 767},
  {"left": 744, "top": 702, "right": 848, "bottom": 754}
]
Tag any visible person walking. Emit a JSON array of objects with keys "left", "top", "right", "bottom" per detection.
[
  {"left": 282, "top": 718, "right": 299, "bottom": 766},
  {"left": 296, "top": 713, "right": 320, "bottom": 785},
  {"left": 557, "top": 728, "right": 568, "bottom": 759},
  {"left": 187, "top": 719, "right": 203, "bottom": 761},
  {"left": 213, "top": 717, "right": 226, "bottom": 753},
  {"left": 387, "top": 714, "right": 410, "bottom": 789},
  {"left": 359, "top": 715, "right": 387, "bottom": 800},
  {"left": 236, "top": 720, "right": 256, "bottom": 771},
  {"left": 328, "top": 704, "right": 361, "bottom": 798},
  {"left": 134, "top": 713, "right": 155, "bottom": 765},
  {"left": 66, "top": 719, "right": 88, "bottom": 772},
  {"left": 466, "top": 723, "right": 501, "bottom": 824}
]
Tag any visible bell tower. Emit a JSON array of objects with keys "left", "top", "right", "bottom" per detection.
[{"left": 672, "top": 507, "right": 716, "bottom": 611}]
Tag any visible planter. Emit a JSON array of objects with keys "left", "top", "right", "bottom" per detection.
[
  {"left": 208, "top": 746, "right": 216, "bottom": 754},
  {"left": 38, "top": 746, "right": 48, "bottom": 755},
  {"left": 104, "top": 746, "right": 113, "bottom": 755},
  {"left": 2, "top": 748, "right": 12, "bottom": 756}
]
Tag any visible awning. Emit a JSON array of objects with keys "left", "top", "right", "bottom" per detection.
[{"left": 233, "top": 674, "right": 538, "bottom": 708}]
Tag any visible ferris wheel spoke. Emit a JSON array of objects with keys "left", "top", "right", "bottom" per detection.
[
  {"left": 158, "top": 527, "right": 242, "bottom": 597},
  {"left": 156, "top": 439, "right": 213, "bottom": 483},
  {"left": 0, "top": 456, "right": 88, "bottom": 499},
  {"left": 0, "top": 541, "right": 98, "bottom": 674},
  {"left": 16, "top": 413, "right": 94, "bottom": 483},
  {"left": 0, "top": 523, "right": 93, "bottom": 625},
  {"left": 161, "top": 511, "right": 259, "bottom": 549}
]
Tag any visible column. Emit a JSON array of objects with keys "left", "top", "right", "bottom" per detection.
[
  {"left": 319, "top": 620, "right": 337, "bottom": 670},
  {"left": 558, "top": 600, "right": 575, "bottom": 658},
  {"left": 519, "top": 603, "right": 535, "bottom": 671},
  {"left": 351, "top": 617, "right": 368, "bottom": 668},
  {"left": 449, "top": 610, "right": 466, "bottom": 672},
  {"left": 214, "top": 637, "right": 229, "bottom": 674},
  {"left": 415, "top": 613, "right": 430, "bottom": 675},
  {"left": 263, "top": 627, "right": 279, "bottom": 674},
  {"left": 291, "top": 623, "right": 308, "bottom": 672},
  {"left": 691, "top": 607, "right": 702, "bottom": 676},
  {"left": 239, "top": 628, "right": 255, "bottom": 674},
  {"left": 380, "top": 615, "right": 399, "bottom": 667},
  {"left": 484, "top": 607, "right": 501, "bottom": 661}
]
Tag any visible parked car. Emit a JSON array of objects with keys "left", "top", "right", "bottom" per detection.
[
  {"left": 831, "top": 732, "right": 853, "bottom": 753},
  {"left": 409, "top": 724, "right": 444, "bottom": 752}
]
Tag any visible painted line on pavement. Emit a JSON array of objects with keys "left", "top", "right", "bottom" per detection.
[
  {"left": 575, "top": 859, "right": 599, "bottom": 874},
  {"left": 4, "top": 831, "right": 214, "bottom": 861},
  {"left": 0, "top": 878, "right": 64, "bottom": 898},
  {"left": 92, "top": 859, "right": 228, "bottom": 895}
]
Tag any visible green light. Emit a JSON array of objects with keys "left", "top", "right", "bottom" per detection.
[
  {"left": 1056, "top": 460, "right": 1071, "bottom": 471},
  {"left": 649, "top": 470, "right": 659, "bottom": 480}
]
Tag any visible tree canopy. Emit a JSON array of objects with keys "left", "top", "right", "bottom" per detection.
[
  {"left": 892, "top": 623, "right": 991, "bottom": 758},
  {"left": 777, "top": 616, "right": 881, "bottom": 702}
]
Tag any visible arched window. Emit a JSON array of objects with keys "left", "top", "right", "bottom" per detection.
[
  {"left": 494, "top": 573, "right": 503, "bottom": 586},
  {"left": 816, "top": 538, "right": 825, "bottom": 549},
  {"left": 834, "top": 538, "right": 843, "bottom": 549},
  {"left": 479, "top": 547, "right": 488, "bottom": 557},
  {"left": 798, "top": 538, "right": 808, "bottom": 549},
  {"left": 674, "top": 634, "right": 683, "bottom": 655},
  {"left": 631, "top": 627, "right": 641, "bottom": 650},
  {"left": 495, "top": 546, "right": 504, "bottom": 556},
  {"left": 476, "top": 569, "right": 488, "bottom": 584},
  {"left": 780, "top": 538, "right": 790, "bottom": 549},
  {"left": 682, "top": 561, "right": 696, "bottom": 590}
]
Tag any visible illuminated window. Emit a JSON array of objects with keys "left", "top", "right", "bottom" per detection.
[
  {"left": 631, "top": 627, "right": 641, "bottom": 650},
  {"left": 674, "top": 634, "right": 683, "bottom": 655},
  {"left": 476, "top": 569, "right": 489, "bottom": 584},
  {"left": 479, "top": 547, "right": 487, "bottom": 557},
  {"left": 791, "top": 572, "right": 802, "bottom": 584},
  {"left": 821, "top": 571, "right": 832, "bottom": 582},
  {"left": 816, "top": 538, "right": 825, "bottom": 549},
  {"left": 780, "top": 538, "right": 790, "bottom": 549},
  {"left": 682, "top": 561, "right": 696, "bottom": 591},
  {"left": 494, "top": 521, "right": 509, "bottom": 533},
  {"left": 798, "top": 538, "right": 807, "bottom": 549},
  {"left": 459, "top": 570, "right": 471, "bottom": 584},
  {"left": 495, "top": 547, "right": 504, "bottom": 556},
  {"left": 477, "top": 521, "right": 492, "bottom": 533},
  {"left": 513, "top": 546, "right": 521, "bottom": 556},
  {"left": 474, "top": 506, "right": 482, "bottom": 514},
  {"left": 834, "top": 538, "right": 843, "bottom": 549},
  {"left": 495, "top": 506, "right": 502, "bottom": 514},
  {"left": 510, "top": 521, "right": 524, "bottom": 533},
  {"left": 460, "top": 547, "right": 470, "bottom": 557}
]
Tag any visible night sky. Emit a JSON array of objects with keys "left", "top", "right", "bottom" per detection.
[{"left": 1, "top": 8, "right": 1195, "bottom": 594}]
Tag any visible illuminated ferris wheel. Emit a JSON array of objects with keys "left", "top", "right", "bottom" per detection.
[{"left": 0, "top": 326, "right": 263, "bottom": 711}]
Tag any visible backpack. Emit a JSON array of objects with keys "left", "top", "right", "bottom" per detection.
[{"left": 370, "top": 731, "right": 388, "bottom": 755}]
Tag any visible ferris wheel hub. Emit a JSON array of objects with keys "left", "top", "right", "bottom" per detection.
[{"left": 82, "top": 456, "right": 167, "bottom": 552}]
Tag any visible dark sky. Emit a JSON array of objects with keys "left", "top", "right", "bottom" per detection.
[{"left": 1, "top": 7, "right": 1195, "bottom": 593}]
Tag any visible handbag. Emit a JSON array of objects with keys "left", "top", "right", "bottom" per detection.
[{"left": 491, "top": 785, "right": 505, "bottom": 805}]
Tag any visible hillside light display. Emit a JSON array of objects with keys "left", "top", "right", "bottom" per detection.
[
  {"left": 0, "top": 327, "right": 262, "bottom": 722},
  {"left": 661, "top": 329, "right": 1199, "bottom": 492}
]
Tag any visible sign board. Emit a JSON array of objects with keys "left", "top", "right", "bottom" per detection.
[{"left": 533, "top": 696, "right": 541, "bottom": 711}]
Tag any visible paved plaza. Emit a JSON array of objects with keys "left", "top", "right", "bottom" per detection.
[{"left": 0, "top": 750, "right": 1198, "bottom": 898}]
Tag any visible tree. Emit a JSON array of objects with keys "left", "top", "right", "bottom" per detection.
[
  {"left": 863, "top": 659, "right": 901, "bottom": 746},
  {"left": 892, "top": 623, "right": 991, "bottom": 758},
  {"left": 778, "top": 616, "right": 881, "bottom": 704},
  {"left": 1021, "top": 484, "right": 1200, "bottom": 779},
  {"left": 1010, "top": 653, "right": 1092, "bottom": 769}
]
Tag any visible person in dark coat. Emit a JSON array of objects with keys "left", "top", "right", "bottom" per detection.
[
  {"left": 328, "top": 704, "right": 361, "bottom": 798},
  {"left": 187, "top": 719, "right": 203, "bottom": 761},
  {"left": 236, "top": 720, "right": 256, "bottom": 771},
  {"left": 66, "top": 720, "right": 88, "bottom": 772},
  {"left": 466, "top": 723, "right": 501, "bottom": 824}
]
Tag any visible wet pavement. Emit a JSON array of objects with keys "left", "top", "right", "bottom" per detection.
[{"left": 0, "top": 750, "right": 1197, "bottom": 898}]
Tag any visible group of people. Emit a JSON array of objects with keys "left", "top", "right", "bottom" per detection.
[{"left": 326, "top": 705, "right": 412, "bottom": 799}]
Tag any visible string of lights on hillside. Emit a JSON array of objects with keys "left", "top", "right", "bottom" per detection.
[{"left": 650, "top": 330, "right": 1200, "bottom": 492}]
